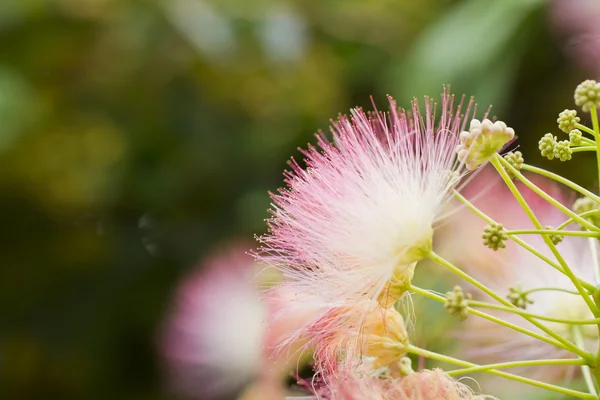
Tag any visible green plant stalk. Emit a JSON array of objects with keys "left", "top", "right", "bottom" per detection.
[
  {"left": 492, "top": 155, "right": 599, "bottom": 315},
  {"left": 469, "top": 300, "right": 600, "bottom": 324},
  {"left": 523, "top": 287, "right": 580, "bottom": 296},
  {"left": 520, "top": 164, "right": 600, "bottom": 203},
  {"left": 574, "top": 326, "right": 599, "bottom": 396},
  {"left": 453, "top": 190, "right": 596, "bottom": 292},
  {"left": 410, "top": 285, "right": 593, "bottom": 359},
  {"left": 557, "top": 210, "right": 600, "bottom": 230},
  {"left": 580, "top": 137, "right": 597, "bottom": 146},
  {"left": 507, "top": 229, "right": 600, "bottom": 238},
  {"left": 425, "top": 249, "right": 593, "bottom": 360},
  {"left": 593, "top": 106, "right": 600, "bottom": 190},
  {"left": 406, "top": 345, "right": 596, "bottom": 400},
  {"left": 497, "top": 156, "right": 599, "bottom": 232},
  {"left": 590, "top": 105, "right": 600, "bottom": 390},
  {"left": 447, "top": 358, "right": 586, "bottom": 376},
  {"left": 573, "top": 146, "right": 597, "bottom": 153},
  {"left": 576, "top": 122, "right": 598, "bottom": 137}
]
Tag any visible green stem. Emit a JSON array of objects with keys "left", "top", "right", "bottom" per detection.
[
  {"left": 520, "top": 164, "right": 600, "bottom": 204},
  {"left": 557, "top": 210, "right": 600, "bottom": 230},
  {"left": 469, "top": 300, "right": 600, "bottom": 325},
  {"left": 424, "top": 251, "right": 594, "bottom": 360},
  {"left": 572, "top": 146, "right": 597, "bottom": 153},
  {"left": 507, "top": 229, "right": 600, "bottom": 238},
  {"left": 580, "top": 137, "right": 597, "bottom": 146},
  {"left": 453, "top": 190, "right": 596, "bottom": 292},
  {"left": 406, "top": 345, "right": 596, "bottom": 400},
  {"left": 593, "top": 106, "right": 600, "bottom": 188},
  {"left": 447, "top": 358, "right": 586, "bottom": 376},
  {"left": 576, "top": 122, "right": 597, "bottom": 137},
  {"left": 492, "top": 155, "right": 599, "bottom": 315},
  {"left": 573, "top": 326, "right": 598, "bottom": 396},
  {"left": 523, "top": 287, "right": 581, "bottom": 296},
  {"left": 496, "top": 156, "right": 599, "bottom": 232},
  {"left": 410, "top": 285, "right": 592, "bottom": 358}
]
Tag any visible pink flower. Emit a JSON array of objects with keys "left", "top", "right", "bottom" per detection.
[
  {"left": 551, "top": 0, "right": 600, "bottom": 78},
  {"left": 159, "top": 243, "right": 312, "bottom": 400},
  {"left": 257, "top": 91, "right": 484, "bottom": 368},
  {"left": 313, "top": 366, "right": 486, "bottom": 400}
]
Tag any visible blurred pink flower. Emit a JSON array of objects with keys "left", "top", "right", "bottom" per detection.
[
  {"left": 256, "top": 92, "right": 479, "bottom": 371},
  {"left": 551, "top": 0, "right": 600, "bottom": 78},
  {"left": 160, "top": 243, "right": 312, "bottom": 400},
  {"left": 441, "top": 168, "right": 598, "bottom": 382},
  {"left": 313, "top": 366, "right": 486, "bottom": 400}
]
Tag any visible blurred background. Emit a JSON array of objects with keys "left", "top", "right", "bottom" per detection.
[{"left": 2, "top": 0, "right": 600, "bottom": 399}]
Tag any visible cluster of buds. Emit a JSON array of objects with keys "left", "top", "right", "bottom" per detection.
[
  {"left": 482, "top": 222, "right": 508, "bottom": 250},
  {"left": 506, "top": 283, "right": 533, "bottom": 309},
  {"left": 538, "top": 133, "right": 572, "bottom": 161},
  {"left": 456, "top": 119, "right": 515, "bottom": 170},
  {"left": 502, "top": 151, "right": 524, "bottom": 179},
  {"left": 444, "top": 286, "right": 471, "bottom": 320},
  {"left": 544, "top": 225, "right": 563, "bottom": 246},
  {"left": 557, "top": 109, "right": 580, "bottom": 133},
  {"left": 574, "top": 79, "right": 600, "bottom": 112},
  {"left": 573, "top": 197, "right": 600, "bottom": 228},
  {"left": 569, "top": 129, "right": 582, "bottom": 146}
]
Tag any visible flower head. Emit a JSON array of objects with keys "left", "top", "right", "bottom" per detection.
[
  {"left": 160, "top": 245, "right": 266, "bottom": 400},
  {"left": 315, "top": 367, "right": 487, "bottom": 400},
  {"left": 160, "top": 244, "right": 312, "bottom": 400},
  {"left": 456, "top": 119, "right": 515, "bottom": 170},
  {"left": 257, "top": 91, "right": 484, "bottom": 358}
]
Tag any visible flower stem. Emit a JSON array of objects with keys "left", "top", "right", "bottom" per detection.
[
  {"left": 410, "top": 285, "right": 593, "bottom": 359},
  {"left": 468, "top": 300, "right": 600, "bottom": 325},
  {"left": 592, "top": 106, "right": 600, "bottom": 188},
  {"left": 425, "top": 248, "right": 591, "bottom": 359},
  {"left": 492, "top": 155, "right": 600, "bottom": 315},
  {"left": 506, "top": 229, "right": 600, "bottom": 238},
  {"left": 523, "top": 287, "right": 581, "bottom": 296},
  {"left": 573, "top": 326, "right": 598, "bottom": 396},
  {"left": 453, "top": 190, "right": 596, "bottom": 292},
  {"left": 495, "top": 156, "right": 599, "bottom": 232},
  {"left": 446, "top": 358, "right": 586, "bottom": 376},
  {"left": 406, "top": 345, "right": 596, "bottom": 399},
  {"left": 557, "top": 210, "right": 600, "bottom": 230},
  {"left": 520, "top": 164, "right": 600, "bottom": 204},
  {"left": 573, "top": 146, "right": 597, "bottom": 153},
  {"left": 576, "top": 122, "right": 597, "bottom": 137}
]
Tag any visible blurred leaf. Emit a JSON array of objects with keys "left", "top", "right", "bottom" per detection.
[{"left": 388, "top": 0, "right": 546, "bottom": 112}]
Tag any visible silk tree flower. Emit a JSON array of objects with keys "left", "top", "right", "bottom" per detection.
[
  {"left": 441, "top": 170, "right": 598, "bottom": 384},
  {"left": 309, "top": 365, "right": 487, "bottom": 400},
  {"left": 551, "top": 0, "right": 600, "bottom": 78},
  {"left": 159, "top": 243, "right": 312, "bottom": 400}
]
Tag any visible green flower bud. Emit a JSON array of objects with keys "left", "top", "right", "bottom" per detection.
[
  {"left": 557, "top": 109, "right": 580, "bottom": 133},
  {"left": 538, "top": 133, "right": 556, "bottom": 160},
  {"left": 544, "top": 225, "right": 563, "bottom": 246},
  {"left": 444, "top": 286, "right": 471, "bottom": 320},
  {"left": 569, "top": 129, "right": 582, "bottom": 146},
  {"left": 482, "top": 222, "right": 508, "bottom": 250},
  {"left": 574, "top": 80, "right": 600, "bottom": 112},
  {"left": 507, "top": 283, "right": 533, "bottom": 309},
  {"left": 573, "top": 197, "right": 600, "bottom": 228},
  {"left": 503, "top": 151, "right": 524, "bottom": 179},
  {"left": 553, "top": 140, "right": 572, "bottom": 161}
]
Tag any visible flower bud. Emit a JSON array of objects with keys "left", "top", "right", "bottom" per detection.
[{"left": 456, "top": 118, "right": 515, "bottom": 170}]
